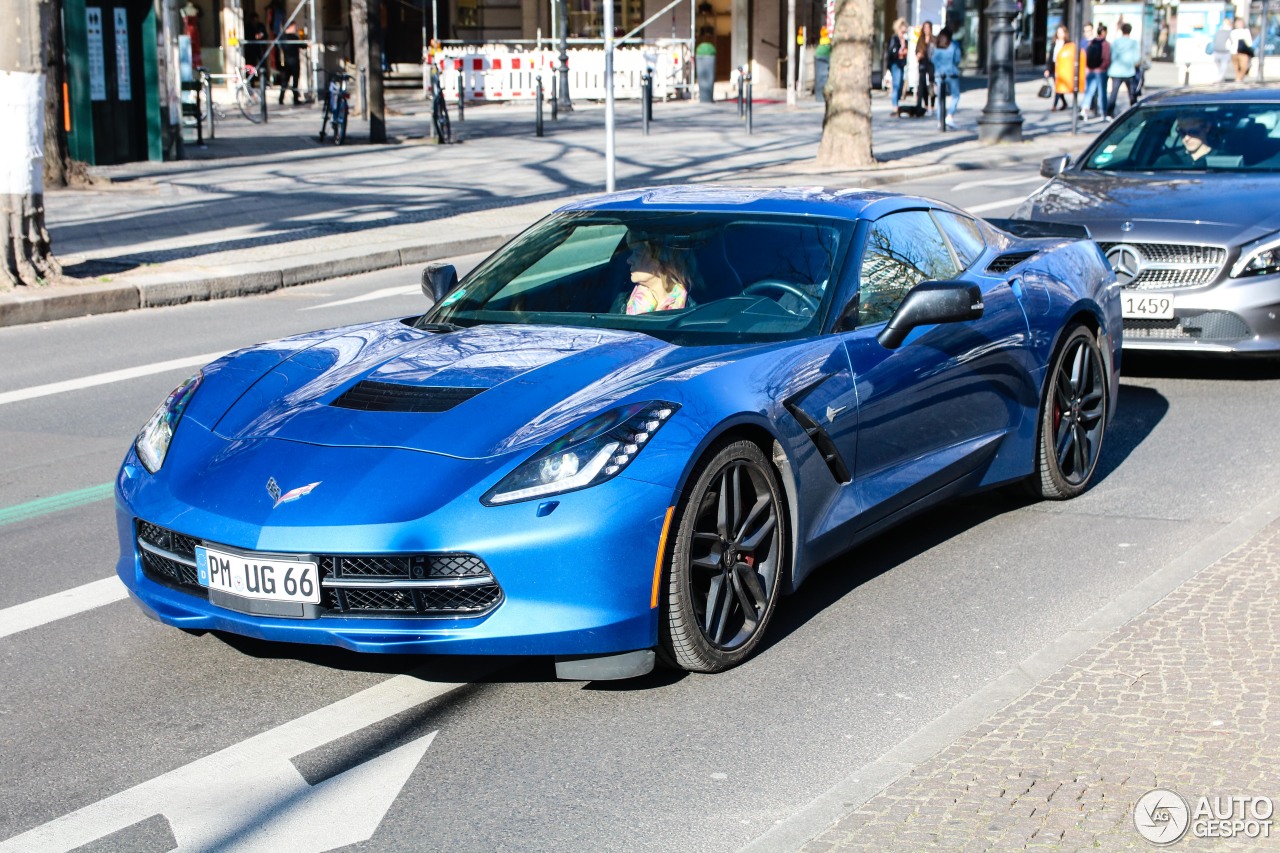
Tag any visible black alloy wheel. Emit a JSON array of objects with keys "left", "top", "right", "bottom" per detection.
[
  {"left": 659, "top": 439, "right": 787, "bottom": 673},
  {"left": 1031, "top": 324, "right": 1108, "bottom": 499}
]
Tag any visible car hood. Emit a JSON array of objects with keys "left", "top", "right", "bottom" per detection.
[
  {"left": 1020, "top": 172, "right": 1280, "bottom": 245},
  {"left": 211, "top": 321, "right": 734, "bottom": 460}
]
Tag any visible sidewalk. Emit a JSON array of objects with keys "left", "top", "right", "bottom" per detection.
[
  {"left": 0, "top": 63, "right": 1160, "bottom": 327},
  {"left": 794, "top": 503, "right": 1280, "bottom": 851}
]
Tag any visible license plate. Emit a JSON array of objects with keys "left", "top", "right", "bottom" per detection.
[
  {"left": 1122, "top": 293, "right": 1175, "bottom": 320},
  {"left": 196, "top": 545, "right": 320, "bottom": 604}
]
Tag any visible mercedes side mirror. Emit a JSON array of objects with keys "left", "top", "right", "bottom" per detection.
[
  {"left": 1040, "top": 154, "right": 1071, "bottom": 179},
  {"left": 877, "top": 281, "right": 985, "bottom": 350},
  {"left": 421, "top": 262, "right": 458, "bottom": 304}
]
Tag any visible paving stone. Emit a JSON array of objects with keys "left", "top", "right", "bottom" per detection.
[{"left": 802, "top": 519, "right": 1280, "bottom": 852}]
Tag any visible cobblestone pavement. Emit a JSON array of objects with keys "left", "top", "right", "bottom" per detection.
[{"left": 801, "top": 518, "right": 1280, "bottom": 852}]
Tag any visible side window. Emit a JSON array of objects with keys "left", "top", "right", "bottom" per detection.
[
  {"left": 932, "top": 210, "right": 987, "bottom": 270},
  {"left": 858, "top": 211, "right": 961, "bottom": 326}
]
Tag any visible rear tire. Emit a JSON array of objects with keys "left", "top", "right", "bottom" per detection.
[
  {"left": 333, "top": 100, "right": 349, "bottom": 146},
  {"left": 237, "top": 83, "right": 264, "bottom": 124},
  {"left": 434, "top": 100, "right": 452, "bottom": 144},
  {"left": 658, "top": 440, "right": 787, "bottom": 673},
  {"left": 1029, "top": 324, "right": 1109, "bottom": 499}
]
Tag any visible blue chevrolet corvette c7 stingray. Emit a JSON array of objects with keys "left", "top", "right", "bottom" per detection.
[{"left": 116, "top": 186, "right": 1120, "bottom": 680}]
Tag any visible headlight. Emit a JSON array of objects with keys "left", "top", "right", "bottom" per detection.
[
  {"left": 135, "top": 372, "right": 202, "bottom": 473},
  {"left": 1232, "top": 233, "right": 1280, "bottom": 278},
  {"left": 483, "top": 401, "right": 679, "bottom": 505}
]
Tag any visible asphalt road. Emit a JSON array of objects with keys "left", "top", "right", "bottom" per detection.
[{"left": 3, "top": 172, "right": 1279, "bottom": 853}]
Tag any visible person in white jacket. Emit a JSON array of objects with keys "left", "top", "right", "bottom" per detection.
[{"left": 1230, "top": 17, "right": 1255, "bottom": 81}]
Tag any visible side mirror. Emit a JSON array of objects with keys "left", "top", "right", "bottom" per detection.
[
  {"left": 1040, "top": 154, "right": 1071, "bottom": 179},
  {"left": 421, "top": 262, "right": 458, "bottom": 304},
  {"left": 877, "top": 281, "right": 984, "bottom": 350}
]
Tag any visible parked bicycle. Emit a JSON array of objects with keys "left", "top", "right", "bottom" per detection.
[
  {"left": 429, "top": 65, "right": 452, "bottom": 144},
  {"left": 234, "top": 64, "right": 265, "bottom": 123},
  {"left": 318, "top": 72, "right": 353, "bottom": 145}
]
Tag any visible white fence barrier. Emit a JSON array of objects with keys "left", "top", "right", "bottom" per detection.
[{"left": 431, "top": 44, "right": 690, "bottom": 102}]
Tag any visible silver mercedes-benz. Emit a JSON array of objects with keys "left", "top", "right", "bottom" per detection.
[{"left": 1019, "top": 86, "right": 1280, "bottom": 355}]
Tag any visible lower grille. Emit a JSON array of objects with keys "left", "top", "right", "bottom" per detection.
[
  {"left": 134, "top": 520, "right": 502, "bottom": 618},
  {"left": 1124, "top": 310, "right": 1252, "bottom": 342}
]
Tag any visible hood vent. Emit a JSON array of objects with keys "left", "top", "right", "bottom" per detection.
[
  {"left": 986, "top": 251, "right": 1036, "bottom": 274},
  {"left": 332, "top": 381, "right": 486, "bottom": 413}
]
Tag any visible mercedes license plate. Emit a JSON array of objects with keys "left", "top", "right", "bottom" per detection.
[
  {"left": 1122, "top": 293, "right": 1174, "bottom": 320},
  {"left": 196, "top": 545, "right": 320, "bottom": 604}
]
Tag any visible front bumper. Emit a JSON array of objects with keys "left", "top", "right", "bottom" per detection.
[
  {"left": 115, "top": 446, "right": 674, "bottom": 657},
  {"left": 1120, "top": 271, "right": 1280, "bottom": 354}
]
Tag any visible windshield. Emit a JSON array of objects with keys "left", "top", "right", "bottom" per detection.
[
  {"left": 1083, "top": 103, "right": 1280, "bottom": 172},
  {"left": 421, "top": 210, "right": 853, "bottom": 346}
]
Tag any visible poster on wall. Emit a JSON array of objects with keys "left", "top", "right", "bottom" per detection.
[
  {"left": 1172, "top": 1, "right": 1230, "bottom": 67},
  {"left": 114, "top": 8, "right": 132, "bottom": 101},
  {"left": 87, "top": 7, "right": 107, "bottom": 101}
]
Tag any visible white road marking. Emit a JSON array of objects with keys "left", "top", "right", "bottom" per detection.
[
  {"left": 966, "top": 196, "right": 1031, "bottom": 214},
  {"left": 303, "top": 285, "right": 419, "bottom": 311},
  {"left": 0, "top": 576, "right": 128, "bottom": 640},
  {"left": 951, "top": 174, "right": 1046, "bottom": 192},
  {"left": 0, "top": 671, "right": 475, "bottom": 852},
  {"left": 0, "top": 352, "right": 224, "bottom": 407}
]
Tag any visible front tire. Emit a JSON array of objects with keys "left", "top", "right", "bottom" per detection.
[
  {"left": 659, "top": 440, "right": 787, "bottom": 673},
  {"left": 333, "top": 99, "right": 349, "bottom": 145},
  {"left": 1030, "top": 324, "right": 1109, "bottom": 499}
]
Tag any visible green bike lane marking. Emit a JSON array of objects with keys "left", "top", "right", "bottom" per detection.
[{"left": 0, "top": 483, "right": 115, "bottom": 528}]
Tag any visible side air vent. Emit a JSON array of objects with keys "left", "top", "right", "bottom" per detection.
[
  {"left": 784, "top": 402, "right": 852, "bottom": 484},
  {"left": 332, "top": 381, "right": 486, "bottom": 413},
  {"left": 986, "top": 251, "right": 1036, "bottom": 274}
]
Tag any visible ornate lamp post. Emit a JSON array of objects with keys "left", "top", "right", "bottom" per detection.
[{"left": 977, "top": 0, "right": 1023, "bottom": 143}]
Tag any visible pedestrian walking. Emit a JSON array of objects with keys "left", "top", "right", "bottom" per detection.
[
  {"left": 1106, "top": 22, "right": 1141, "bottom": 118},
  {"left": 886, "top": 18, "right": 910, "bottom": 115},
  {"left": 1082, "top": 23, "right": 1110, "bottom": 120},
  {"left": 243, "top": 11, "right": 268, "bottom": 72},
  {"left": 932, "top": 27, "right": 962, "bottom": 127},
  {"left": 1046, "top": 25, "right": 1074, "bottom": 111},
  {"left": 1230, "top": 17, "right": 1255, "bottom": 81},
  {"left": 278, "top": 22, "right": 304, "bottom": 105},
  {"left": 1212, "top": 17, "right": 1234, "bottom": 82},
  {"left": 916, "top": 21, "right": 936, "bottom": 114}
]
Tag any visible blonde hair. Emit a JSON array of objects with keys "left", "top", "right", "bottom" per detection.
[{"left": 893, "top": 17, "right": 908, "bottom": 32}]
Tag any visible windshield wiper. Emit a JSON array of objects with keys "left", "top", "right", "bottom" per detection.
[{"left": 418, "top": 321, "right": 465, "bottom": 333}]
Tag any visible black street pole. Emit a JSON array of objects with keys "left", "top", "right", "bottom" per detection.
[
  {"left": 978, "top": 0, "right": 1024, "bottom": 143},
  {"left": 557, "top": 0, "right": 572, "bottom": 113}
]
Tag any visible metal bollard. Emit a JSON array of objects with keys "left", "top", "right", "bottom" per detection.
[
  {"left": 746, "top": 73, "right": 753, "bottom": 134},
  {"left": 641, "top": 71, "right": 651, "bottom": 135},
  {"left": 457, "top": 69, "right": 465, "bottom": 121},
  {"left": 359, "top": 67, "right": 368, "bottom": 120},
  {"left": 551, "top": 75, "right": 558, "bottom": 120},
  {"left": 737, "top": 68, "right": 744, "bottom": 118},
  {"left": 536, "top": 76, "right": 544, "bottom": 137},
  {"left": 205, "top": 72, "right": 215, "bottom": 139},
  {"left": 938, "top": 79, "right": 947, "bottom": 132},
  {"left": 259, "top": 71, "right": 268, "bottom": 123}
]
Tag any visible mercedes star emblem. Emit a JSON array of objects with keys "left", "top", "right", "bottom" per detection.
[{"left": 1106, "top": 244, "right": 1143, "bottom": 288}]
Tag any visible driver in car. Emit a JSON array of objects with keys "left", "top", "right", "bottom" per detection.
[
  {"left": 625, "top": 240, "right": 691, "bottom": 315},
  {"left": 1156, "top": 115, "right": 1219, "bottom": 168}
]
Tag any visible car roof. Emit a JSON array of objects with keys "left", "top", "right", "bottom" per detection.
[
  {"left": 1141, "top": 84, "right": 1280, "bottom": 106},
  {"left": 556, "top": 185, "right": 954, "bottom": 220}
]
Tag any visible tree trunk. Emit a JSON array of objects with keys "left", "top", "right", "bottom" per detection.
[
  {"left": 816, "top": 0, "right": 876, "bottom": 168},
  {"left": 1, "top": 0, "right": 61, "bottom": 289},
  {"left": 42, "top": 0, "right": 70, "bottom": 188},
  {"left": 349, "top": 0, "right": 386, "bottom": 143}
]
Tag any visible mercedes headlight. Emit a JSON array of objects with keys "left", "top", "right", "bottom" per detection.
[
  {"left": 1232, "top": 233, "right": 1280, "bottom": 278},
  {"left": 135, "top": 372, "right": 202, "bottom": 474},
  {"left": 483, "top": 402, "right": 679, "bottom": 505}
]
